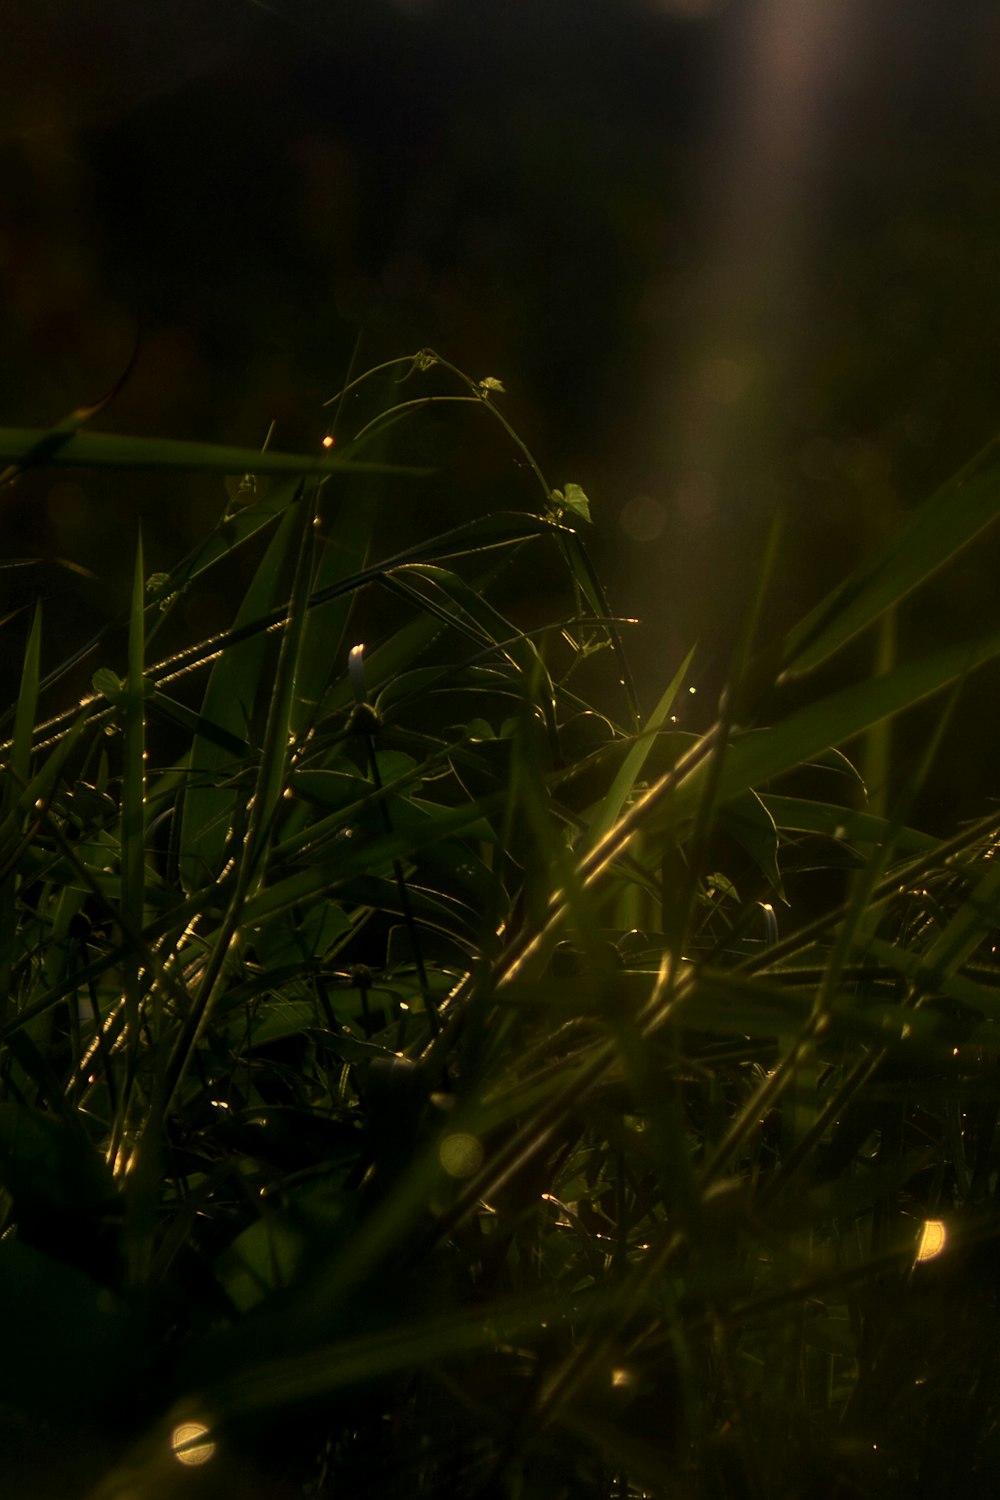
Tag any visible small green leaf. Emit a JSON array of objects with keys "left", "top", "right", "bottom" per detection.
[
  {"left": 91, "top": 668, "right": 125, "bottom": 706},
  {"left": 551, "top": 483, "right": 592, "bottom": 524}
]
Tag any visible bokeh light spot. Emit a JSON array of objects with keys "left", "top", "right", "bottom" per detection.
[
  {"left": 439, "top": 1132, "right": 484, "bottom": 1178},
  {"left": 171, "top": 1421, "right": 216, "bottom": 1466},
  {"left": 46, "top": 480, "right": 90, "bottom": 532},
  {"left": 915, "top": 1219, "right": 947, "bottom": 1263},
  {"left": 701, "top": 355, "right": 747, "bottom": 404},
  {"left": 620, "top": 494, "right": 666, "bottom": 542}
]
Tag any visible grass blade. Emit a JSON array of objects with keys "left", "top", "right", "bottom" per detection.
[
  {"left": 0, "top": 427, "right": 430, "bottom": 477},
  {"left": 780, "top": 432, "right": 1000, "bottom": 679}
]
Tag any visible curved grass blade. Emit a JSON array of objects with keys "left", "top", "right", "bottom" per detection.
[
  {"left": 759, "top": 794, "right": 937, "bottom": 856},
  {"left": 17, "top": 513, "right": 567, "bottom": 758},
  {"left": 0, "top": 337, "right": 139, "bottom": 488}
]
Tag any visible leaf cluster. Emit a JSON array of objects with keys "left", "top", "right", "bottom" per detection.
[{"left": 1, "top": 352, "right": 1000, "bottom": 1498}]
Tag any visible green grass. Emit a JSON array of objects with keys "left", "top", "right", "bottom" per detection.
[{"left": 2, "top": 349, "right": 1000, "bottom": 1498}]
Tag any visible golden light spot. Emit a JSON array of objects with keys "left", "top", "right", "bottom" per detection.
[
  {"left": 611, "top": 1367, "right": 634, "bottom": 1388},
  {"left": 915, "top": 1219, "right": 947, "bottom": 1263},
  {"left": 439, "top": 1132, "right": 484, "bottom": 1178},
  {"left": 171, "top": 1422, "right": 216, "bottom": 1467},
  {"left": 322, "top": 435, "right": 335, "bottom": 448}
]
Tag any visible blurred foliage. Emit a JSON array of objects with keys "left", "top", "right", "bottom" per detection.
[{"left": 1, "top": 357, "right": 1000, "bottom": 1495}]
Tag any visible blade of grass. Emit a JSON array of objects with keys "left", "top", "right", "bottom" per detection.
[
  {"left": 118, "top": 535, "right": 148, "bottom": 1142},
  {"left": 178, "top": 488, "right": 304, "bottom": 892},
  {"left": 18, "top": 512, "right": 567, "bottom": 757},
  {"left": 779, "top": 430, "right": 1000, "bottom": 679},
  {"left": 675, "top": 626, "right": 1000, "bottom": 826},
  {"left": 0, "top": 428, "right": 430, "bottom": 477},
  {"left": 159, "top": 485, "right": 323, "bottom": 1117},
  {"left": 0, "top": 605, "right": 42, "bottom": 1028},
  {"left": 585, "top": 644, "right": 697, "bottom": 847}
]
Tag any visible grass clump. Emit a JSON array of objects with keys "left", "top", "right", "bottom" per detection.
[{"left": 1, "top": 351, "right": 1000, "bottom": 1499}]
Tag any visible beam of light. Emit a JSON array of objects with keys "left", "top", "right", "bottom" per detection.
[{"left": 640, "top": 0, "right": 863, "bottom": 619}]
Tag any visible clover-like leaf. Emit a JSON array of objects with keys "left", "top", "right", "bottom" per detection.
[
  {"left": 92, "top": 668, "right": 126, "bottom": 707},
  {"left": 550, "top": 482, "right": 592, "bottom": 524}
]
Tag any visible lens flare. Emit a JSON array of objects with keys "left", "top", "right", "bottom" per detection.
[
  {"left": 171, "top": 1422, "right": 216, "bottom": 1466},
  {"left": 915, "top": 1219, "right": 947, "bottom": 1263},
  {"left": 439, "top": 1132, "right": 484, "bottom": 1178}
]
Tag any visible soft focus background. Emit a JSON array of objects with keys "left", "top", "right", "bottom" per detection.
[{"left": 4, "top": 0, "right": 1000, "bottom": 822}]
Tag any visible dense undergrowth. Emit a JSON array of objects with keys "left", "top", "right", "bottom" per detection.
[{"left": 1, "top": 351, "right": 1000, "bottom": 1498}]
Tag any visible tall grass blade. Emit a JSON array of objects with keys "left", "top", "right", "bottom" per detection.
[
  {"left": 0, "top": 427, "right": 430, "bottom": 476},
  {"left": 781, "top": 432, "right": 1000, "bottom": 678},
  {"left": 0, "top": 605, "right": 42, "bottom": 1027},
  {"left": 178, "top": 492, "right": 303, "bottom": 891}
]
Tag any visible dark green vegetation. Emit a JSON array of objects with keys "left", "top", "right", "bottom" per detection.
[{"left": 1, "top": 352, "right": 1000, "bottom": 1498}]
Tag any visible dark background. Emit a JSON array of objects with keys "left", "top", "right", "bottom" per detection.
[{"left": 4, "top": 0, "right": 1000, "bottom": 823}]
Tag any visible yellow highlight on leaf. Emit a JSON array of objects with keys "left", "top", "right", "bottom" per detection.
[{"left": 915, "top": 1219, "right": 947, "bottom": 1262}]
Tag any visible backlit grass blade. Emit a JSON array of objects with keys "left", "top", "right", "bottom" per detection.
[
  {"left": 0, "top": 427, "right": 430, "bottom": 477},
  {"left": 0, "top": 341, "right": 139, "bottom": 486},
  {"left": 676, "top": 625, "right": 1000, "bottom": 824},
  {"left": 0, "top": 605, "right": 42, "bottom": 1026},
  {"left": 290, "top": 484, "right": 375, "bottom": 741},
  {"left": 178, "top": 492, "right": 303, "bottom": 892},
  {"left": 146, "top": 475, "right": 303, "bottom": 612},
  {"left": 119, "top": 536, "right": 148, "bottom": 1104},
  {"left": 159, "top": 490, "right": 325, "bottom": 1117},
  {"left": 759, "top": 794, "right": 937, "bottom": 856},
  {"left": 179, "top": 1288, "right": 571, "bottom": 1420},
  {"left": 389, "top": 563, "right": 557, "bottom": 737},
  {"left": 587, "top": 643, "right": 696, "bottom": 844},
  {"left": 241, "top": 483, "right": 318, "bottom": 891},
  {"left": 8, "top": 604, "right": 41, "bottom": 801},
  {"left": 121, "top": 537, "right": 147, "bottom": 912},
  {"left": 901, "top": 843, "right": 1000, "bottom": 985},
  {"left": 779, "top": 431, "right": 1000, "bottom": 679},
  {"left": 14, "top": 513, "right": 566, "bottom": 759},
  {"left": 243, "top": 793, "right": 505, "bottom": 927}
]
